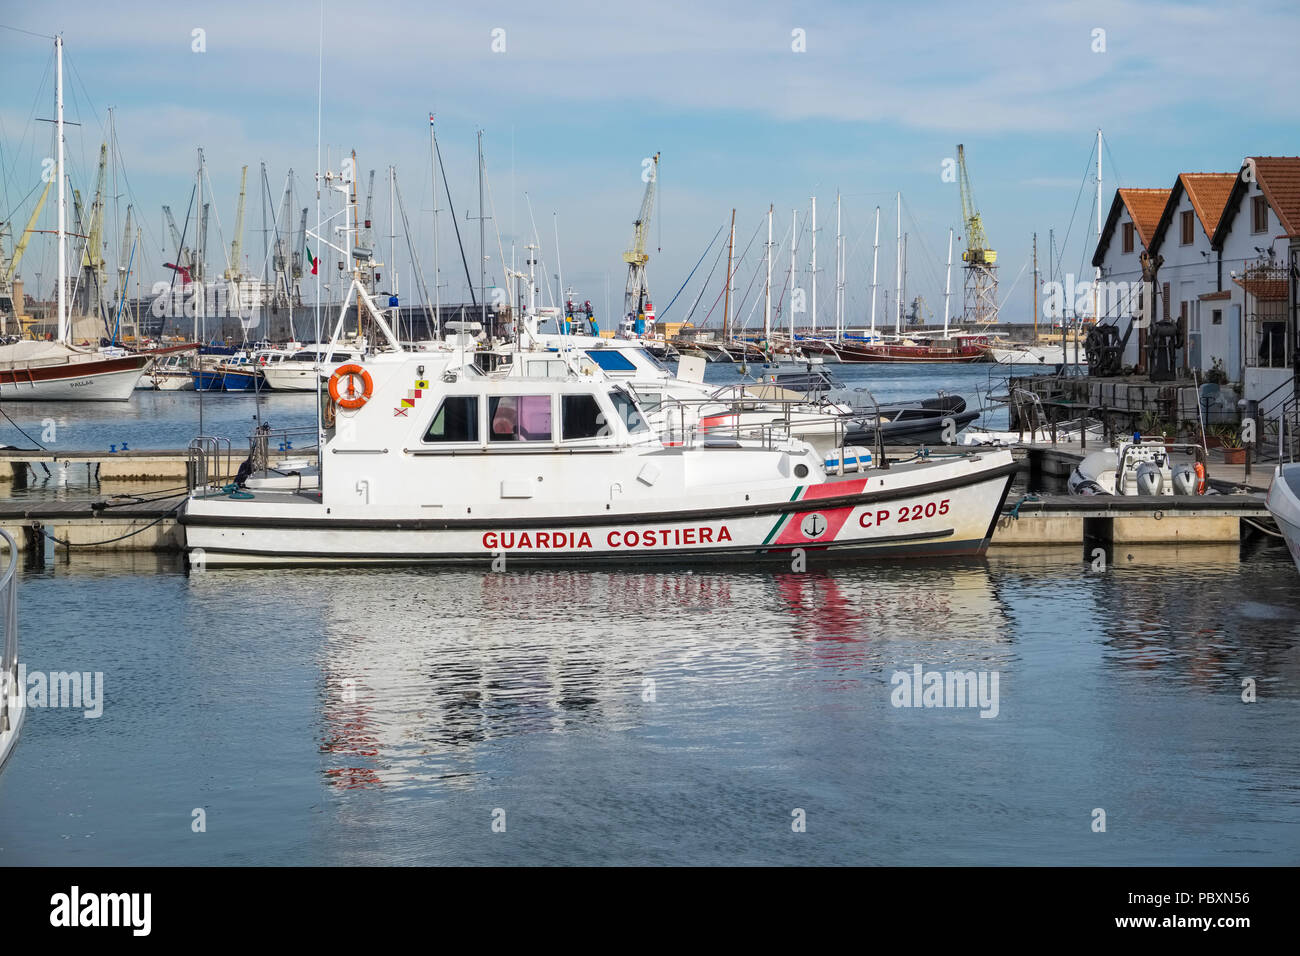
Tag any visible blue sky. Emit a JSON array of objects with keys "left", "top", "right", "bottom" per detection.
[{"left": 2, "top": 0, "right": 1297, "bottom": 329}]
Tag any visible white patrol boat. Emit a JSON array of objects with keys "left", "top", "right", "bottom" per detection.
[{"left": 180, "top": 278, "right": 1018, "bottom": 567}]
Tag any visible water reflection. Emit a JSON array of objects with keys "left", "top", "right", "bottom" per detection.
[{"left": 311, "top": 564, "right": 1014, "bottom": 791}]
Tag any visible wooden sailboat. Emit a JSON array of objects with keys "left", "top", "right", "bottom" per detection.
[{"left": 0, "top": 37, "right": 151, "bottom": 401}]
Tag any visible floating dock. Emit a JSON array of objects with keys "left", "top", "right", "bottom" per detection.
[{"left": 0, "top": 447, "right": 316, "bottom": 484}]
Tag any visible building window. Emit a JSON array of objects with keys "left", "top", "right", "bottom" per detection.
[
  {"left": 1122, "top": 221, "right": 1134, "bottom": 254},
  {"left": 1245, "top": 300, "right": 1288, "bottom": 369},
  {"left": 488, "top": 395, "right": 552, "bottom": 441},
  {"left": 1180, "top": 210, "right": 1194, "bottom": 245},
  {"left": 1252, "top": 195, "right": 1269, "bottom": 234},
  {"left": 1212, "top": 309, "right": 1222, "bottom": 325},
  {"left": 423, "top": 396, "right": 479, "bottom": 443}
]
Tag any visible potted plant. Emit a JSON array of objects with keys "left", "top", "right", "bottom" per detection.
[{"left": 1216, "top": 424, "right": 1245, "bottom": 464}]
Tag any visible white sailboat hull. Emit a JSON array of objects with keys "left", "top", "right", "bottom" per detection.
[
  {"left": 987, "top": 345, "right": 1087, "bottom": 366},
  {"left": 0, "top": 358, "right": 149, "bottom": 401}
]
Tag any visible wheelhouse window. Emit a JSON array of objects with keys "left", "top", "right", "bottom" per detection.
[
  {"left": 423, "top": 396, "right": 479, "bottom": 442},
  {"left": 562, "top": 394, "right": 608, "bottom": 439},
  {"left": 584, "top": 349, "right": 637, "bottom": 372},
  {"left": 489, "top": 395, "right": 552, "bottom": 441},
  {"left": 609, "top": 389, "right": 649, "bottom": 434}
]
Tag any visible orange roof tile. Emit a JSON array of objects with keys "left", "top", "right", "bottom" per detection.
[
  {"left": 1117, "top": 189, "right": 1170, "bottom": 246},
  {"left": 1250, "top": 157, "right": 1300, "bottom": 237},
  {"left": 1178, "top": 173, "right": 1237, "bottom": 240}
]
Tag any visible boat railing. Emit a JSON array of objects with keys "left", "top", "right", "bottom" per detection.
[
  {"left": 187, "top": 436, "right": 233, "bottom": 496},
  {"left": 0, "top": 529, "right": 19, "bottom": 741},
  {"left": 652, "top": 393, "right": 890, "bottom": 473},
  {"left": 1274, "top": 395, "right": 1300, "bottom": 465},
  {"left": 248, "top": 425, "right": 319, "bottom": 473}
]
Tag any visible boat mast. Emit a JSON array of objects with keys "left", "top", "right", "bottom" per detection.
[
  {"left": 870, "top": 206, "right": 879, "bottom": 338},
  {"left": 477, "top": 130, "right": 486, "bottom": 336},
  {"left": 763, "top": 203, "right": 772, "bottom": 343},
  {"left": 1032, "top": 232, "right": 1039, "bottom": 341},
  {"left": 723, "top": 208, "right": 735, "bottom": 343},
  {"left": 56, "top": 35, "right": 67, "bottom": 344},
  {"left": 943, "top": 227, "right": 953, "bottom": 338},
  {"left": 835, "top": 191, "right": 843, "bottom": 341},
  {"left": 389, "top": 165, "right": 398, "bottom": 340},
  {"left": 789, "top": 208, "right": 797, "bottom": 343},
  {"left": 810, "top": 195, "right": 817, "bottom": 338},
  {"left": 352, "top": 149, "right": 361, "bottom": 339},
  {"left": 894, "top": 191, "right": 901, "bottom": 337},
  {"left": 1094, "top": 128, "right": 1102, "bottom": 327},
  {"left": 429, "top": 113, "right": 441, "bottom": 338}
]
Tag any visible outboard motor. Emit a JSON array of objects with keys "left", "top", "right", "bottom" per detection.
[
  {"left": 1135, "top": 462, "right": 1163, "bottom": 495},
  {"left": 1171, "top": 464, "right": 1197, "bottom": 496}
]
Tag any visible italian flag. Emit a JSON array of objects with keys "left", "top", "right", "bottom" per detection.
[{"left": 307, "top": 245, "right": 318, "bottom": 275}]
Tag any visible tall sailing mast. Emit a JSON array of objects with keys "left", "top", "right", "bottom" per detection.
[
  {"left": 55, "top": 35, "right": 67, "bottom": 343},
  {"left": 870, "top": 206, "right": 879, "bottom": 338},
  {"left": 894, "top": 192, "right": 901, "bottom": 337},
  {"left": 722, "top": 209, "right": 735, "bottom": 343},
  {"left": 429, "top": 113, "right": 441, "bottom": 337},
  {"left": 943, "top": 228, "right": 953, "bottom": 337},
  {"left": 789, "top": 208, "right": 797, "bottom": 342},
  {"left": 763, "top": 204, "right": 772, "bottom": 343},
  {"left": 810, "top": 195, "right": 817, "bottom": 337},
  {"left": 834, "top": 192, "right": 843, "bottom": 341}
]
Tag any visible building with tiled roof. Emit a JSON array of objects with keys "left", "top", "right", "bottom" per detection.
[{"left": 1208, "top": 157, "right": 1300, "bottom": 405}]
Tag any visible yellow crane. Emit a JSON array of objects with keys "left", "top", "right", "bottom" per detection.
[
  {"left": 226, "top": 164, "right": 248, "bottom": 281},
  {"left": 622, "top": 152, "right": 659, "bottom": 320},
  {"left": 3, "top": 177, "right": 52, "bottom": 283},
  {"left": 956, "top": 144, "right": 999, "bottom": 324},
  {"left": 81, "top": 143, "right": 108, "bottom": 292}
]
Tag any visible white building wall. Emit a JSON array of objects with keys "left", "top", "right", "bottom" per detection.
[
  {"left": 1152, "top": 185, "right": 1221, "bottom": 377},
  {"left": 1217, "top": 170, "right": 1291, "bottom": 406},
  {"left": 1094, "top": 203, "right": 1146, "bottom": 368}
]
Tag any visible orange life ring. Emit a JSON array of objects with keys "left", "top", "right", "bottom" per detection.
[{"left": 328, "top": 363, "right": 373, "bottom": 409}]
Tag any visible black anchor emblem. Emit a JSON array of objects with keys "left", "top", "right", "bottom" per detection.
[{"left": 803, "top": 513, "right": 826, "bottom": 538}]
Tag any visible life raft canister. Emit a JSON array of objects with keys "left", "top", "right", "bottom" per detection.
[{"left": 328, "top": 363, "right": 374, "bottom": 410}]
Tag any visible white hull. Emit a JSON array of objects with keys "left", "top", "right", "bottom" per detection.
[
  {"left": 0, "top": 674, "right": 22, "bottom": 773},
  {"left": 185, "top": 452, "right": 1016, "bottom": 567},
  {"left": 260, "top": 365, "right": 327, "bottom": 391},
  {"left": 0, "top": 362, "right": 147, "bottom": 401},
  {"left": 1267, "top": 464, "right": 1300, "bottom": 574},
  {"left": 987, "top": 345, "right": 1087, "bottom": 366}
]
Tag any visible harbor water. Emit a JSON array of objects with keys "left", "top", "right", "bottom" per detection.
[{"left": 0, "top": 363, "right": 1296, "bottom": 865}]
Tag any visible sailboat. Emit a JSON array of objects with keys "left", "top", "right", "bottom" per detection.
[
  {"left": 0, "top": 37, "right": 151, "bottom": 401},
  {"left": 832, "top": 195, "right": 991, "bottom": 364}
]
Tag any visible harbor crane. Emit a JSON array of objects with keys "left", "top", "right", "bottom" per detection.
[
  {"left": 956, "top": 144, "right": 998, "bottom": 324},
  {"left": 225, "top": 165, "right": 247, "bottom": 281},
  {"left": 3, "top": 175, "right": 51, "bottom": 286},
  {"left": 622, "top": 151, "right": 659, "bottom": 321},
  {"left": 161, "top": 205, "right": 195, "bottom": 283}
]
